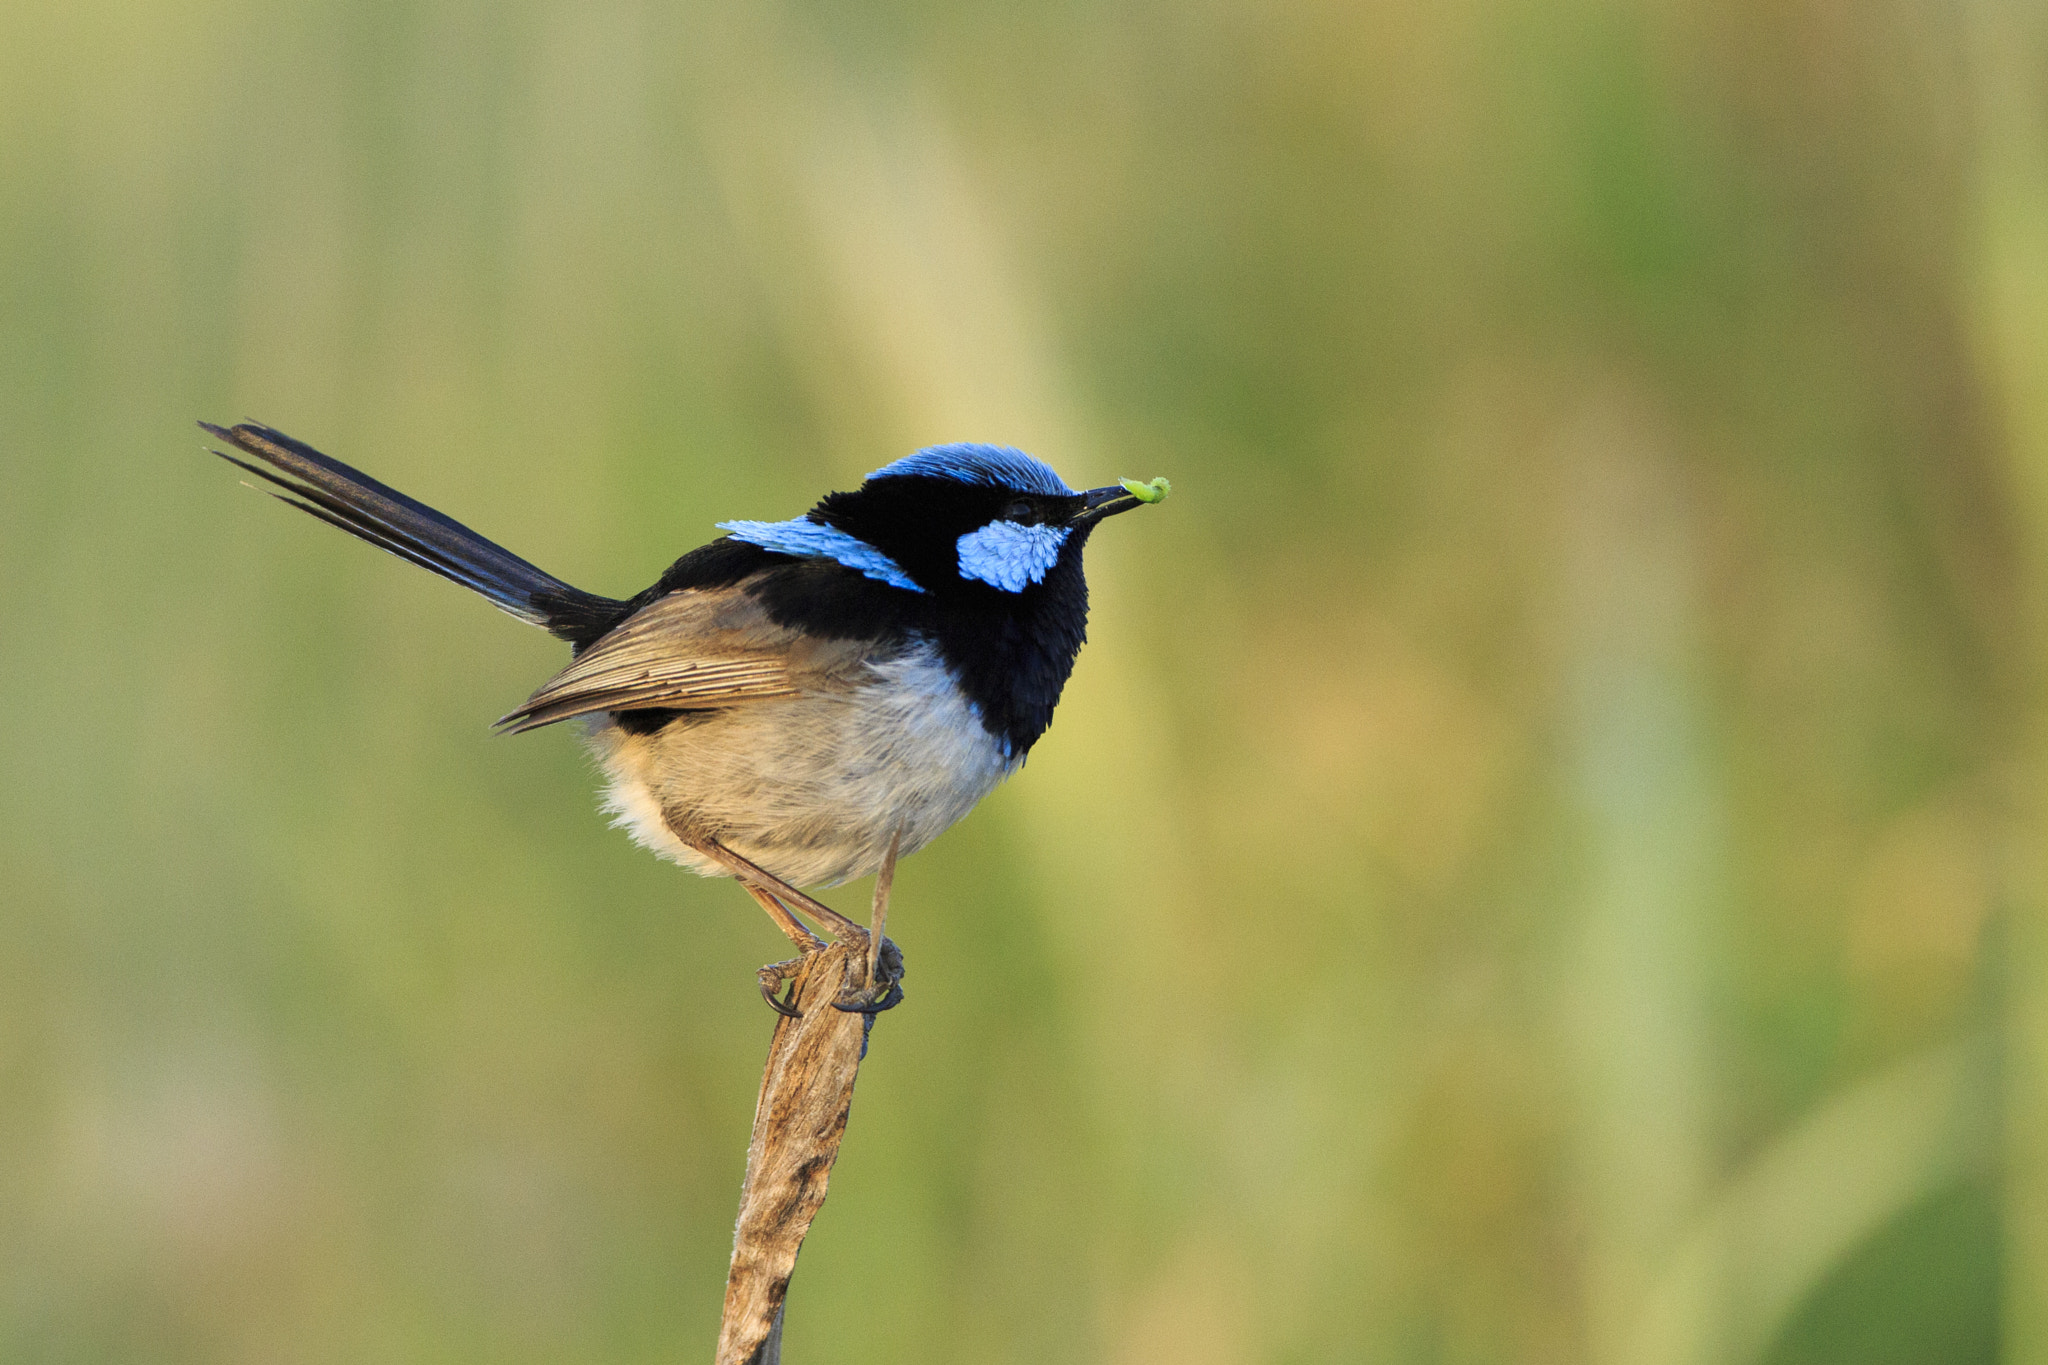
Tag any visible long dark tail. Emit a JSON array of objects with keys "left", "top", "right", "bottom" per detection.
[{"left": 201, "top": 422, "right": 626, "bottom": 648}]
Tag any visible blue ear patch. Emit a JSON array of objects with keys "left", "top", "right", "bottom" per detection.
[
  {"left": 718, "top": 517, "right": 924, "bottom": 593},
  {"left": 957, "top": 520, "right": 1070, "bottom": 593},
  {"left": 868, "top": 443, "right": 1074, "bottom": 497}
]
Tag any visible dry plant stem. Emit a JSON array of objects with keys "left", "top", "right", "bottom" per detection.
[{"left": 716, "top": 938, "right": 880, "bottom": 1365}]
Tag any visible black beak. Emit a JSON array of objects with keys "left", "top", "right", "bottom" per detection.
[{"left": 1071, "top": 485, "right": 1146, "bottom": 526}]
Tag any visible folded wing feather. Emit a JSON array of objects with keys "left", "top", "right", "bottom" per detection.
[{"left": 496, "top": 586, "right": 860, "bottom": 733}]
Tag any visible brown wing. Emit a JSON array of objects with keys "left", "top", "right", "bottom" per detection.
[{"left": 495, "top": 585, "right": 863, "bottom": 734}]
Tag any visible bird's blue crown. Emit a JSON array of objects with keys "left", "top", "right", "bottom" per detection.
[{"left": 866, "top": 443, "right": 1074, "bottom": 497}]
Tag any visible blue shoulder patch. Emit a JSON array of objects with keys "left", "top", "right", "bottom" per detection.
[
  {"left": 956, "top": 520, "right": 1071, "bottom": 593},
  {"left": 867, "top": 443, "right": 1074, "bottom": 497},
  {"left": 717, "top": 517, "right": 925, "bottom": 593}
]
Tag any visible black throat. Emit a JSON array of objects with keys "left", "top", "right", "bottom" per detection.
[{"left": 916, "top": 545, "right": 1093, "bottom": 758}]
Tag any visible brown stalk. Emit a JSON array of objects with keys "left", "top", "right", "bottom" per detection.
[{"left": 715, "top": 938, "right": 889, "bottom": 1364}]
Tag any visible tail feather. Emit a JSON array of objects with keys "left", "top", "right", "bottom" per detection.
[{"left": 201, "top": 422, "right": 626, "bottom": 647}]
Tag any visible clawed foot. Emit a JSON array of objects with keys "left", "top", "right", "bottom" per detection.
[
  {"left": 758, "top": 957, "right": 805, "bottom": 1018},
  {"left": 720, "top": 826, "right": 906, "bottom": 1019},
  {"left": 755, "top": 934, "right": 904, "bottom": 1017},
  {"left": 833, "top": 932, "right": 905, "bottom": 1015}
]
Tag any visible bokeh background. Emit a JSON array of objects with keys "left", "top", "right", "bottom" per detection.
[{"left": 6, "top": 0, "right": 2048, "bottom": 1361}]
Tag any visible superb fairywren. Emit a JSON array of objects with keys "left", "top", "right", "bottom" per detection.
[{"left": 202, "top": 423, "right": 1166, "bottom": 1013}]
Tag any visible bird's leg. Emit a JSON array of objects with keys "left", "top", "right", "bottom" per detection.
[
  {"left": 664, "top": 818, "right": 843, "bottom": 942},
  {"left": 868, "top": 829, "right": 898, "bottom": 988},
  {"left": 666, "top": 818, "right": 840, "bottom": 1016},
  {"left": 691, "top": 830, "right": 904, "bottom": 1016},
  {"left": 742, "top": 883, "right": 815, "bottom": 1018},
  {"left": 835, "top": 829, "right": 904, "bottom": 1015},
  {"left": 667, "top": 822, "right": 903, "bottom": 1015},
  {"left": 733, "top": 876, "right": 827, "bottom": 954},
  {"left": 693, "top": 836, "right": 870, "bottom": 941}
]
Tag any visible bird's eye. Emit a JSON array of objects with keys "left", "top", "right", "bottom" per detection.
[{"left": 1002, "top": 500, "right": 1035, "bottom": 522}]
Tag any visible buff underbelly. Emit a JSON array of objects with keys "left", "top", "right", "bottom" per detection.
[{"left": 582, "top": 640, "right": 1017, "bottom": 889}]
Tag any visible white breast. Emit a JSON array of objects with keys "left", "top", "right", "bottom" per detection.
[{"left": 584, "top": 637, "right": 1018, "bottom": 888}]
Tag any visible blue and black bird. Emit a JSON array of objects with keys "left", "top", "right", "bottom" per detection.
[{"left": 202, "top": 422, "right": 1167, "bottom": 1012}]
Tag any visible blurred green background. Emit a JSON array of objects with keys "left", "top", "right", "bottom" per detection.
[{"left": 7, "top": 0, "right": 2048, "bottom": 1361}]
